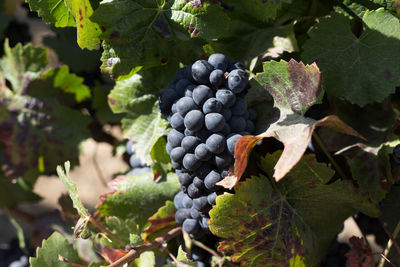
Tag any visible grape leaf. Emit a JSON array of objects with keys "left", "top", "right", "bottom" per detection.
[
  {"left": 26, "top": 0, "right": 75, "bottom": 27},
  {"left": 90, "top": 0, "right": 224, "bottom": 76},
  {"left": 142, "top": 200, "right": 177, "bottom": 242},
  {"left": 63, "top": 0, "right": 101, "bottom": 50},
  {"left": 30, "top": 232, "right": 83, "bottom": 267},
  {"left": 0, "top": 171, "right": 41, "bottom": 207},
  {"left": 209, "top": 152, "right": 379, "bottom": 266},
  {"left": 302, "top": 9, "right": 400, "bottom": 106},
  {"left": 0, "top": 42, "right": 90, "bottom": 182},
  {"left": 241, "top": 0, "right": 292, "bottom": 21},
  {"left": 150, "top": 137, "right": 173, "bottom": 180},
  {"left": 0, "top": 40, "right": 48, "bottom": 94},
  {"left": 96, "top": 171, "right": 180, "bottom": 229},
  {"left": 218, "top": 59, "right": 363, "bottom": 187},
  {"left": 104, "top": 216, "right": 141, "bottom": 245}
]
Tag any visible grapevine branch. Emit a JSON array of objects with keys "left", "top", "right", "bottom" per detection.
[{"left": 102, "top": 227, "right": 182, "bottom": 267}]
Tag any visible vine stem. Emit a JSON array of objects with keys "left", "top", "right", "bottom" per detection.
[
  {"left": 102, "top": 227, "right": 182, "bottom": 267},
  {"left": 378, "top": 218, "right": 400, "bottom": 267},
  {"left": 191, "top": 239, "right": 222, "bottom": 260},
  {"left": 89, "top": 217, "right": 127, "bottom": 247},
  {"left": 312, "top": 132, "right": 347, "bottom": 180}
]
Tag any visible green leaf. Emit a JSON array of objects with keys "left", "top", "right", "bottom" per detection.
[
  {"left": 0, "top": 174, "right": 41, "bottom": 207},
  {"left": 90, "top": 0, "right": 208, "bottom": 76},
  {"left": 133, "top": 251, "right": 156, "bottom": 267},
  {"left": 142, "top": 200, "right": 177, "bottom": 242},
  {"left": 0, "top": 40, "right": 48, "bottom": 94},
  {"left": 122, "top": 102, "right": 170, "bottom": 165},
  {"left": 254, "top": 59, "right": 322, "bottom": 115},
  {"left": 26, "top": 0, "right": 75, "bottom": 27},
  {"left": 92, "top": 82, "right": 123, "bottom": 125},
  {"left": 302, "top": 9, "right": 400, "bottom": 106},
  {"left": 171, "top": 0, "right": 229, "bottom": 39},
  {"left": 209, "top": 152, "right": 379, "bottom": 266},
  {"left": 63, "top": 0, "right": 101, "bottom": 50},
  {"left": 241, "top": 0, "right": 292, "bottom": 21},
  {"left": 150, "top": 137, "right": 173, "bottom": 178},
  {"left": 96, "top": 171, "right": 180, "bottom": 229},
  {"left": 104, "top": 216, "right": 141, "bottom": 244},
  {"left": 30, "top": 232, "right": 82, "bottom": 267},
  {"left": 57, "top": 161, "right": 90, "bottom": 238}
]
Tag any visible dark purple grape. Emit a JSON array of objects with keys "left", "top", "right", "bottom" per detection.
[
  {"left": 170, "top": 113, "right": 184, "bottom": 131},
  {"left": 206, "top": 134, "right": 226, "bottom": 154},
  {"left": 191, "top": 60, "right": 214, "bottom": 84},
  {"left": 174, "top": 191, "right": 185, "bottom": 209},
  {"left": 221, "top": 124, "right": 231, "bottom": 136},
  {"left": 214, "top": 150, "right": 232, "bottom": 169},
  {"left": 195, "top": 143, "right": 212, "bottom": 161},
  {"left": 208, "top": 53, "right": 229, "bottom": 71},
  {"left": 183, "top": 194, "right": 193, "bottom": 208},
  {"left": 193, "top": 177, "right": 204, "bottom": 189},
  {"left": 185, "top": 84, "right": 196, "bottom": 97},
  {"left": 193, "top": 196, "right": 209, "bottom": 211},
  {"left": 183, "top": 153, "right": 201, "bottom": 171},
  {"left": 181, "top": 136, "right": 201, "bottom": 153},
  {"left": 248, "top": 108, "right": 257, "bottom": 121},
  {"left": 209, "top": 69, "right": 225, "bottom": 87},
  {"left": 246, "top": 120, "right": 255, "bottom": 133},
  {"left": 207, "top": 192, "right": 217, "bottom": 205},
  {"left": 195, "top": 127, "right": 212, "bottom": 142},
  {"left": 202, "top": 98, "right": 222, "bottom": 114},
  {"left": 231, "top": 98, "right": 247, "bottom": 116},
  {"left": 175, "top": 79, "right": 191, "bottom": 97},
  {"left": 194, "top": 164, "right": 212, "bottom": 179},
  {"left": 226, "top": 134, "right": 242, "bottom": 155},
  {"left": 171, "top": 160, "right": 181, "bottom": 170},
  {"left": 204, "top": 170, "right": 221, "bottom": 190},
  {"left": 184, "top": 110, "right": 204, "bottom": 132},
  {"left": 188, "top": 183, "right": 202, "bottom": 198},
  {"left": 205, "top": 113, "right": 225, "bottom": 132},
  {"left": 192, "top": 85, "right": 213, "bottom": 106},
  {"left": 167, "top": 129, "right": 185, "bottom": 148},
  {"left": 190, "top": 208, "right": 201, "bottom": 220},
  {"left": 177, "top": 97, "right": 198, "bottom": 117},
  {"left": 200, "top": 217, "right": 210, "bottom": 230},
  {"left": 175, "top": 209, "right": 188, "bottom": 224},
  {"left": 179, "top": 172, "right": 194, "bottom": 186},
  {"left": 170, "top": 147, "right": 185, "bottom": 163},
  {"left": 229, "top": 116, "right": 246, "bottom": 132},
  {"left": 159, "top": 89, "right": 178, "bottom": 115},
  {"left": 221, "top": 108, "right": 232, "bottom": 121},
  {"left": 228, "top": 69, "right": 248, "bottom": 94},
  {"left": 183, "top": 218, "right": 200, "bottom": 234},
  {"left": 216, "top": 89, "right": 236, "bottom": 108}
]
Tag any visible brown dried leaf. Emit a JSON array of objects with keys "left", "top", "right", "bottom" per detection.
[{"left": 345, "top": 236, "right": 375, "bottom": 267}]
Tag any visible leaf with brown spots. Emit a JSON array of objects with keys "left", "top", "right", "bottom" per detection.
[
  {"left": 345, "top": 237, "right": 375, "bottom": 267},
  {"left": 142, "top": 200, "right": 177, "bottom": 242},
  {"left": 209, "top": 152, "right": 379, "bottom": 266}
]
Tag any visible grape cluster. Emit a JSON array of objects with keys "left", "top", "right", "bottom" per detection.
[
  {"left": 126, "top": 141, "right": 150, "bottom": 176},
  {"left": 159, "top": 53, "right": 256, "bottom": 238}
]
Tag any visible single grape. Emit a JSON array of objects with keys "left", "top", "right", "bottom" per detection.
[
  {"left": 205, "top": 113, "right": 225, "bottom": 132},
  {"left": 175, "top": 209, "right": 188, "bottom": 224},
  {"left": 231, "top": 98, "right": 247, "bottom": 116},
  {"left": 221, "top": 169, "right": 229, "bottom": 178},
  {"left": 229, "top": 116, "right": 246, "bottom": 132},
  {"left": 221, "top": 108, "right": 232, "bottom": 121},
  {"left": 193, "top": 176, "right": 204, "bottom": 189},
  {"left": 179, "top": 172, "right": 194, "bottom": 186},
  {"left": 167, "top": 129, "right": 185, "bottom": 148},
  {"left": 248, "top": 108, "right": 257, "bottom": 121},
  {"left": 181, "top": 136, "right": 201, "bottom": 153},
  {"left": 182, "top": 218, "right": 200, "bottom": 234},
  {"left": 191, "top": 60, "right": 214, "bottom": 84},
  {"left": 204, "top": 170, "right": 222, "bottom": 190},
  {"left": 129, "top": 154, "right": 142, "bottom": 168},
  {"left": 159, "top": 89, "right": 178, "bottom": 115},
  {"left": 209, "top": 69, "right": 225, "bottom": 88},
  {"left": 175, "top": 79, "right": 191, "bottom": 97},
  {"left": 184, "top": 110, "right": 204, "bottom": 132},
  {"left": 192, "top": 85, "right": 213, "bottom": 106},
  {"left": 183, "top": 194, "right": 193, "bottom": 208},
  {"left": 216, "top": 89, "right": 236, "bottom": 107},
  {"left": 171, "top": 102, "right": 177, "bottom": 114},
  {"left": 193, "top": 196, "right": 209, "bottom": 211},
  {"left": 246, "top": 120, "right": 255, "bottom": 133},
  {"left": 214, "top": 150, "right": 232, "bottom": 169},
  {"left": 177, "top": 97, "right": 198, "bottom": 117},
  {"left": 190, "top": 208, "right": 201, "bottom": 220},
  {"left": 207, "top": 192, "right": 217, "bottom": 205},
  {"left": 183, "top": 153, "right": 201, "bottom": 171},
  {"left": 205, "top": 134, "right": 226, "bottom": 154},
  {"left": 188, "top": 183, "right": 202, "bottom": 198},
  {"left": 170, "top": 113, "right": 184, "bottom": 131},
  {"left": 228, "top": 69, "right": 248, "bottom": 94},
  {"left": 126, "top": 141, "right": 133, "bottom": 155},
  {"left": 208, "top": 53, "right": 229, "bottom": 71},
  {"left": 174, "top": 191, "right": 185, "bottom": 209},
  {"left": 171, "top": 160, "right": 182, "bottom": 170},
  {"left": 226, "top": 134, "right": 242, "bottom": 155},
  {"left": 195, "top": 143, "right": 212, "bottom": 161},
  {"left": 202, "top": 98, "right": 222, "bottom": 114},
  {"left": 171, "top": 147, "right": 185, "bottom": 163}
]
